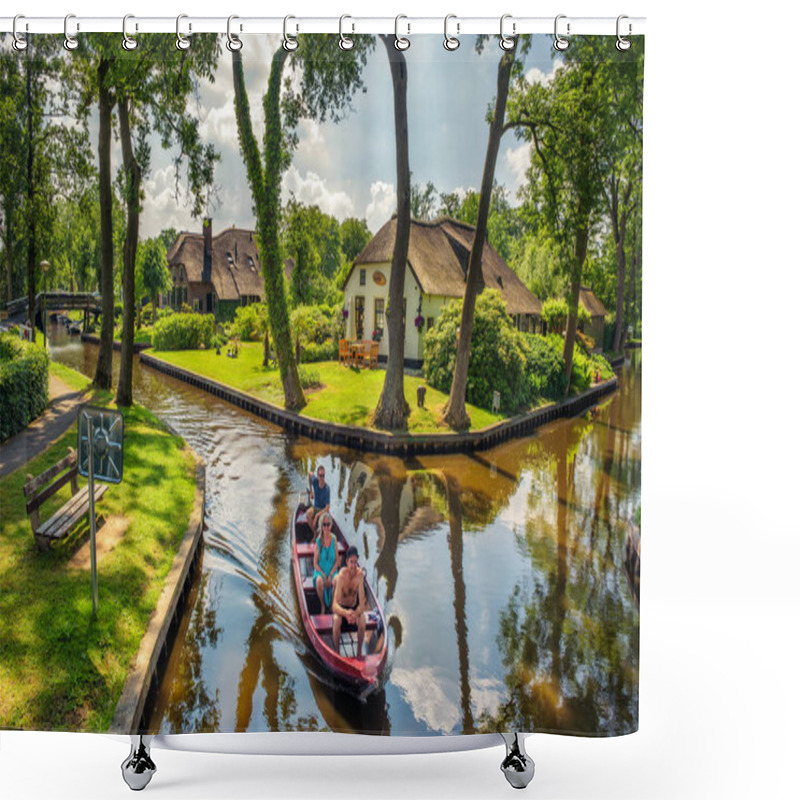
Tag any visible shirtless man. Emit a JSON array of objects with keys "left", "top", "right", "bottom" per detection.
[{"left": 332, "top": 546, "right": 367, "bottom": 658}]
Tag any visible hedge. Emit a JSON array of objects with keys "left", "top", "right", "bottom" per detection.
[
  {"left": 152, "top": 312, "right": 214, "bottom": 351},
  {"left": 0, "top": 333, "right": 50, "bottom": 442}
]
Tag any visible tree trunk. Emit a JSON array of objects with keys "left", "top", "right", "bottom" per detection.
[
  {"left": 4, "top": 211, "right": 12, "bottom": 303},
  {"left": 443, "top": 48, "right": 514, "bottom": 430},
  {"left": 231, "top": 47, "right": 306, "bottom": 411},
  {"left": 626, "top": 218, "right": 639, "bottom": 339},
  {"left": 373, "top": 35, "right": 411, "bottom": 431},
  {"left": 262, "top": 327, "right": 270, "bottom": 367},
  {"left": 94, "top": 57, "right": 115, "bottom": 390},
  {"left": 563, "top": 223, "right": 589, "bottom": 394},
  {"left": 115, "top": 96, "right": 141, "bottom": 407},
  {"left": 25, "top": 45, "right": 36, "bottom": 342}
]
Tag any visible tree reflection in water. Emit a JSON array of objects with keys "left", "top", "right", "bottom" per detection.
[
  {"left": 159, "top": 571, "right": 222, "bottom": 733},
  {"left": 478, "top": 404, "right": 639, "bottom": 736}
]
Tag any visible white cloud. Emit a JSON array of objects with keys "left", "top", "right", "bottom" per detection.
[
  {"left": 365, "top": 181, "right": 396, "bottom": 233},
  {"left": 281, "top": 166, "right": 355, "bottom": 221},
  {"left": 525, "top": 63, "right": 561, "bottom": 86},
  {"left": 505, "top": 141, "right": 533, "bottom": 191},
  {"left": 392, "top": 667, "right": 461, "bottom": 734}
]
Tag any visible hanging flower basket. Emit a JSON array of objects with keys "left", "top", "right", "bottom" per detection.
[
  {"left": 342, "top": 308, "right": 349, "bottom": 320},
  {"left": 414, "top": 314, "right": 424, "bottom": 330}
]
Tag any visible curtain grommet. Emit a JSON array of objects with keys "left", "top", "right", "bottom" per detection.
[
  {"left": 122, "top": 14, "right": 138, "bottom": 51},
  {"left": 226, "top": 15, "right": 242, "bottom": 52},
  {"left": 444, "top": 14, "right": 460, "bottom": 51},
  {"left": 554, "top": 14, "right": 570, "bottom": 51}
]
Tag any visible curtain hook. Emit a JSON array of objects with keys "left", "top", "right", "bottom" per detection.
[
  {"left": 553, "top": 14, "right": 570, "bottom": 51},
  {"left": 176, "top": 14, "right": 191, "bottom": 51},
  {"left": 64, "top": 14, "right": 79, "bottom": 51},
  {"left": 443, "top": 13, "right": 460, "bottom": 51},
  {"left": 616, "top": 15, "right": 632, "bottom": 51},
  {"left": 122, "top": 14, "right": 138, "bottom": 51},
  {"left": 394, "top": 15, "right": 410, "bottom": 50},
  {"left": 12, "top": 14, "right": 28, "bottom": 51},
  {"left": 226, "top": 15, "right": 242, "bottom": 52},
  {"left": 283, "top": 15, "right": 299, "bottom": 51},
  {"left": 499, "top": 14, "right": 516, "bottom": 51},
  {"left": 339, "top": 15, "right": 354, "bottom": 51}
]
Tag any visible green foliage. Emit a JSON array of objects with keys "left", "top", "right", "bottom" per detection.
[
  {"left": 0, "top": 334, "right": 50, "bottom": 442},
  {"left": 570, "top": 348, "right": 614, "bottom": 392},
  {"left": 339, "top": 217, "right": 370, "bottom": 261},
  {"left": 301, "top": 341, "right": 338, "bottom": 363},
  {"left": 542, "top": 297, "right": 590, "bottom": 332},
  {"left": 521, "top": 334, "right": 567, "bottom": 399},
  {"left": 136, "top": 237, "right": 171, "bottom": 307},
  {"left": 232, "top": 302, "right": 268, "bottom": 341},
  {"left": 425, "top": 291, "right": 530, "bottom": 412},
  {"left": 298, "top": 365, "right": 322, "bottom": 389},
  {"left": 290, "top": 304, "right": 343, "bottom": 363},
  {"left": 152, "top": 312, "right": 214, "bottom": 351}
]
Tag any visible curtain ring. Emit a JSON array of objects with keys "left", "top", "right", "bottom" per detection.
[
  {"left": 122, "top": 14, "right": 138, "bottom": 51},
  {"left": 394, "top": 15, "right": 410, "bottom": 51},
  {"left": 12, "top": 15, "right": 28, "bottom": 51},
  {"left": 226, "top": 15, "right": 242, "bottom": 52},
  {"left": 176, "top": 14, "right": 191, "bottom": 51},
  {"left": 616, "top": 15, "right": 632, "bottom": 51},
  {"left": 499, "top": 14, "right": 516, "bottom": 51},
  {"left": 283, "top": 15, "right": 299, "bottom": 51},
  {"left": 443, "top": 14, "right": 460, "bottom": 51},
  {"left": 63, "top": 14, "right": 79, "bottom": 51},
  {"left": 553, "top": 14, "right": 570, "bottom": 51},
  {"left": 339, "top": 15, "right": 354, "bottom": 51}
]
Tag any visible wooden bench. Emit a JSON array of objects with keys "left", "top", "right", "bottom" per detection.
[{"left": 24, "top": 447, "right": 108, "bottom": 552}]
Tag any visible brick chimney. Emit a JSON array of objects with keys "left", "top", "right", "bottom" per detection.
[{"left": 202, "top": 218, "right": 212, "bottom": 283}]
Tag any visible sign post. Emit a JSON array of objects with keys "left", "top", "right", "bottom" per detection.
[{"left": 78, "top": 405, "right": 124, "bottom": 617}]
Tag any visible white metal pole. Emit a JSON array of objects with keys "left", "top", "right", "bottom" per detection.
[{"left": 86, "top": 413, "right": 99, "bottom": 617}]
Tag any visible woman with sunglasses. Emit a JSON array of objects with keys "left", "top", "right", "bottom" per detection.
[{"left": 312, "top": 512, "right": 339, "bottom": 613}]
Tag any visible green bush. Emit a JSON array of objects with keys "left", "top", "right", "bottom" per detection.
[
  {"left": 424, "top": 290, "right": 530, "bottom": 412},
  {"left": 114, "top": 302, "right": 123, "bottom": 319},
  {"left": 232, "top": 303, "right": 268, "bottom": 341},
  {"left": 152, "top": 312, "right": 214, "bottom": 351},
  {"left": 0, "top": 333, "right": 50, "bottom": 442},
  {"left": 298, "top": 365, "right": 321, "bottom": 389},
  {"left": 521, "top": 334, "right": 567, "bottom": 400},
  {"left": 301, "top": 340, "right": 337, "bottom": 363},
  {"left": 570, "top": 347, "right": 614, "bottom": 392},
  {"left": 290, "top": 304, "right": 343, "bottom": 347}
]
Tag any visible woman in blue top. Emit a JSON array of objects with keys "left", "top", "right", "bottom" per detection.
[{"left": 312, "top": 512, "right": 339, "bottom": 612}]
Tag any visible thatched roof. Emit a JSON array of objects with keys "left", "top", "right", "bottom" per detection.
[
  {"left": 352, "top": 216, "right": 541, "bottom": 316},
  {"left": 167, "top": 227, "right": 267, "bottom": 301},
  {"left": 579, "top": 286, "right": 608, "bottom": 318}
]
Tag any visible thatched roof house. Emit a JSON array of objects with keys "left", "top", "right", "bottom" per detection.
[
  {"left": 164, "top": 219, "right": 294, "bottom": 319},
  {"left": 343, "top": 216, "right": 541, "bottom": 367},
  {"left": 578, "top": 286, "right": 608, "bottom": 350}
]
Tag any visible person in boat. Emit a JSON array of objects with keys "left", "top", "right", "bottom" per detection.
[
  {"left": 332, "top": 545, "right": 367, "bottom": 658},
  {"left": 306, "top": 465, "right": 330, "bottom": 534},
  {"left": 312, "top": 512, "right": 339, "bottom": 613}
]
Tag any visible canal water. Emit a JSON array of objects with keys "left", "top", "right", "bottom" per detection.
[{"left": 49, "top": 326, "right": 640, "bottom": 737}]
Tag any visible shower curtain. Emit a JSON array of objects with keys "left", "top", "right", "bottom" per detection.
[{"left": 0, "top": 25, "right": 643, "bottom": 740}]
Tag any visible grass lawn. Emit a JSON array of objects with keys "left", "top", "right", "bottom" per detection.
[
  {"left": 0, "top": 389, "right": 196, "bottom": 731},
  {"left": 150, "top": 342, "right": 504, "bottom": 433},
  {"left": 50, "top": 360, "right": 92, "bottom": 393},
  {"left": 114, "top": 325, "right": 153, "bottom": 346}
]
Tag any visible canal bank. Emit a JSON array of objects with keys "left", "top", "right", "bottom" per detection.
[
  {"left": 139, "top": 351, "right": 618, "bottom": 455},
  {"left": 80, "top": 332, "right": 152, "bottom": 353}
]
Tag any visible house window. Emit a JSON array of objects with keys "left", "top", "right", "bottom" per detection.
[
  {"left": 193, "top": 298, "right": 200, "bottom": 312},
  {"left": 374, "top": 298, "right": 385, "bottom": 334},
  {"left": 427, "top": 317, "right": 434, "bottom": 330},
  {"left": 355, "top": 296, "right": 365, "bottom": 339},
  {"left": 226, "top": 252, "right": 234, "bottom": 266},
  {"left": 247, "top": 256, "right": 255, "bottom": 268},
  {"left": 520, "top": 316, "right": 529, "bottom": 333},
  {"left": 359, "top": 268, "right": 366, "bottom": 286}
]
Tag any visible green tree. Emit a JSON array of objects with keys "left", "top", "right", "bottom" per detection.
[
  {"left": 372, "top": 36, "right": 412, "bottom": 430},
  {"left": 442, "top": 38, "right": 523, "bottom": 430},
  {"left": 410, "top": 179, "right": 438, "bottom": 221},
  {"left": 339, "top": 217, "right": 370, "bottom": 261},
  {"left": 232, "top": 35, "right": 374, "bottom": 411},
  {"left": 136, "top": 237, "right": 171, "bottom": 325},
  {"left": 506, "top": 37, "right": 618, "bottom": 391}
]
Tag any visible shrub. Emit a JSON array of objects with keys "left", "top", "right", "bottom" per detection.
[
  {"left": 569, "top": 348, "right": 614, "bottom": 392},
  {"left": 152, "top": 312, "right": 214, "bottom": 351},
  {"left": 521, "top": 334, "right": 567, "bottom": 400},
  {"left": 301, "top": 340, "right": 337, "bottom": 363},
  {"left": 541, "top": 296, "right": 590, "bottom": 333},
  {"left": 232, "top": 302, "right": 268, "bottom": 341},
  {"left": 424, "top": 290, "right": 530, "bottom": 412},
  {"left": 114, "top": 302, "right": 123, "bottom": 319},
  {"left": 290, "top": 304, "right": 341, "bottom": 346},
  {"left": 0, "top": 334, "right": 49, "bottom": 442},
  {"left": 298, "top": 365, "right": 321, "bottom": 389}
]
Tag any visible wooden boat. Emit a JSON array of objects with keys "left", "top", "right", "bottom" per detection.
[{"left": 290, "top": 501, "right": 388, "bottom": 693}]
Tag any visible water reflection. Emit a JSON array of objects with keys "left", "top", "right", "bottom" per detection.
[{"left": 49, "top": 326, "right": 640, "bottom": 737}]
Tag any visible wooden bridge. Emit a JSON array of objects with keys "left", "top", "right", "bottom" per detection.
[{"left": 4, "top": 292, "right": 101, "bottom": 328}]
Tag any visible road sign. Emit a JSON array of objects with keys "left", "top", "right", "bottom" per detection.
[{"left": 77, "top": 405, "right": 125, "bottom": 617}]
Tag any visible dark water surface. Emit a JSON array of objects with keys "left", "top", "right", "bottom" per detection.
[{"left": 50, "top": 326, "right": 640, "bottom": 737}]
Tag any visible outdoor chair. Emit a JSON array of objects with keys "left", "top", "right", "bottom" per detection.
[
  {"left": 368, "top": 341, "right": 379, "bottom": 369},
  {"left": 339, "top": 339, "right": 349, "bottom": 366}
]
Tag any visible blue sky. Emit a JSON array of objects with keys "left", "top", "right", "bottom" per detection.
[{"left": 142, "top": 34, "right": 558, "bottom": 239}]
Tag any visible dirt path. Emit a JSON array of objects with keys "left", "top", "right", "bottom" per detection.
[{"left": 0, "top": 375, "right": 87, "bottom": 479}]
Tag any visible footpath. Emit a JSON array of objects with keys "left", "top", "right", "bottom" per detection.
[{"left": 0, "top": 375, "right": 87, "bottom": 479}]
